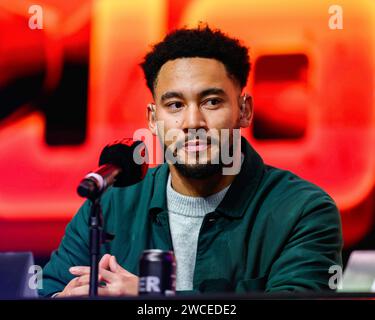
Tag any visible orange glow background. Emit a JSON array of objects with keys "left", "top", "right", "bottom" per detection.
[{"left": 0, "top": 0, "right": 374, "bottom": 265}]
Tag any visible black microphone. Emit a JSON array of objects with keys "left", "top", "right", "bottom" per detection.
[{"left": 77, "top": 139, "right": 148, "bottom": 199}]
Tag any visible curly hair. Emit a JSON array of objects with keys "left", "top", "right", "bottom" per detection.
[{"left": 140, "top": 24, "right": 251, "bottom": 95}]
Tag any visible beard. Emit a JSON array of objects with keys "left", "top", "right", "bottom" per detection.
[
  {"left": 173, "top": 161, "right": 223, "bottom": 179},
  {"left": 163, "top": 133, "right": 235, "bottom": 180}
]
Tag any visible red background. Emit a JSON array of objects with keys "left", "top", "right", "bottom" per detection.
[{"left": 0, "top": 0, "right": 374, "bottom": 265}]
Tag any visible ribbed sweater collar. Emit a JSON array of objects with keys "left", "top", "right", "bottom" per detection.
[{"left": 166, "top": 174, "right": 230, "bottom": 217}]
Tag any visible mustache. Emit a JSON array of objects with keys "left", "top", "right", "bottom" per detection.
[{"left": 174, "top": 133, "right": 219, "bottom": 150}]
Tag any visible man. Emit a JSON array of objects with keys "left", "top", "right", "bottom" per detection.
[{"left": 39, "top": 25, "right": 342, "bottom": 297}]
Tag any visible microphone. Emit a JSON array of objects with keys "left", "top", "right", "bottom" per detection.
[{"left": 77, "top": 139, "right": 148, "bottom": 199}]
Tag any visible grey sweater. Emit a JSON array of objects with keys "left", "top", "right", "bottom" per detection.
[{"left": 166, "top": 174, "right": 230, "bottom": 290}]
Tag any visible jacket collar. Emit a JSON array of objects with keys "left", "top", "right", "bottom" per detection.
[
  {"left": 149, "top": 162, "right": 169, "bottom": 214},
  {"left": 149, "top": 136, "right": 265, "bottom": 219},
  {"left": 215, "top": 137, "right": 265, "bottom": 218}
]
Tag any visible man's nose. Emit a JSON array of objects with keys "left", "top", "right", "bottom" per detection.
[{"left": 182, "top": 105, "right": 207, "bottom": 130}]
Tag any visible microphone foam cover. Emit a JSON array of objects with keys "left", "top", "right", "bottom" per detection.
[{"left": 99, "top": 138, "right": 148, "bottom": 187}]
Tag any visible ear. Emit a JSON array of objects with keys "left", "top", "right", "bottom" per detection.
[
  {"left": 239, "top": 94, "right": 254, "bottom": 128},
  {"left": 147, "top": 103, "right": 158, "bottom": 136}
]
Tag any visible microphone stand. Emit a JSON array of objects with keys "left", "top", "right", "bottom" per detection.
[{"left": 88, "top": 195, "right": 114, "bottom": 297}]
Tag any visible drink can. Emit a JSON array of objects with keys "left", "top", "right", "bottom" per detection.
[{"left": 138, "top": 249, "right": 176, "bottom": 296}]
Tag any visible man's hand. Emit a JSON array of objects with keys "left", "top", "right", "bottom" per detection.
[{"left": 56, "top": 254, "right": 139, "bottom": 297}]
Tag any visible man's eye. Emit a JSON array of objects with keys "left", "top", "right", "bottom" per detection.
[
  {"left": 204, "top": 98, "right": 222, "bottom": 107},
  {"left": 166, "top": 102, "right": 184, "bottom": 110}
]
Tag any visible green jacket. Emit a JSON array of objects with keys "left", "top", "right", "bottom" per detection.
[{"left": 39, "top": 138, "right": 343, "bottom": 297}]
